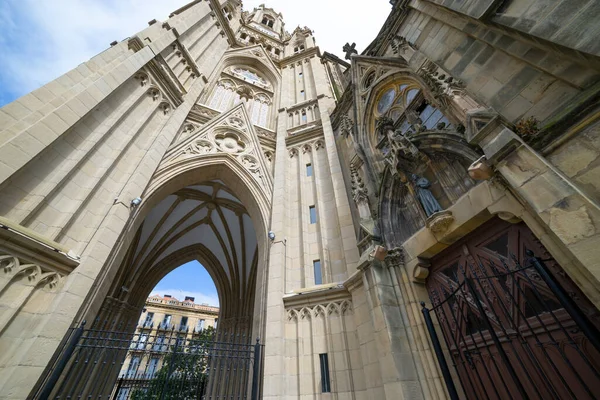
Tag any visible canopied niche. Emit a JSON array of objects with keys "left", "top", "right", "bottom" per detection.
[{"left": 357, "top": 75, "right": 481, "bottom": 247}]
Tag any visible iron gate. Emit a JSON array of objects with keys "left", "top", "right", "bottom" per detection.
[
  {"left": 422, "top": 250, "right": 600, "bottom": 400},
  {"left": 33, "top": 324, "right": 262, "bottom": 400}
]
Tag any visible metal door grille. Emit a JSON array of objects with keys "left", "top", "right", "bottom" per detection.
[{"left": 423, "top": 250, "right": 600, "bottom": 400}]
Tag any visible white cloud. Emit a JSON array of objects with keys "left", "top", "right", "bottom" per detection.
[
  {"left": 0, "top": 0, "right": 390, "bottom": 106},
  {"left": 0, "top": 0, "right": 190, "bottom": 104},
  {"left": 151, "top": 288, "right": 219, "bottom": 307}
]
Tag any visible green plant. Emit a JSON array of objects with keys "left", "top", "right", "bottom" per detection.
[{"left": 514, "top": 116, "right": 540, "bottom": 139}]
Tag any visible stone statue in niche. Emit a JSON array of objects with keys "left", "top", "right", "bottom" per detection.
[{"left": 411, "top": 174, "right": 442, "bottom": 217}]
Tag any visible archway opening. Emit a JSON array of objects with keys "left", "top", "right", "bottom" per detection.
[
  {"left": 47, "top": 176, "right": 267, "bottom": 399},
  {"left": 100, "top": 180, "right": 259, "bottom": 339}
]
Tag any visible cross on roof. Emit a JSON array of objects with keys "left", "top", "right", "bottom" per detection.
[{"left": 343, "top": 42, "right": 357, "bottom": 60}]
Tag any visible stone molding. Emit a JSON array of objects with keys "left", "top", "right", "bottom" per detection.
[
  {"left": 0, "top": 217, "right": 79, "bottom": 274},
  {"left": 287, "top": 138, "right": 325, "bottom": 157},
  {"left": 158, "top": 103, "right": 273, "bottom": 195},
  {"left": 286, "top": 300, "right": 353, "bottom": 321}
]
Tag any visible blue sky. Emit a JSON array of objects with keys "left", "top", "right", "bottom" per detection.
[
  {"left": 0, "top": 0, "right": 390, "bottom": 107},
  {"left": 152, "top": 260, "right": 219, "bottom": 307}
]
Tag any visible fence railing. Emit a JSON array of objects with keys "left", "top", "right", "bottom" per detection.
[{"left": 33, "top": 325, "right": 262, "bottom": 400}]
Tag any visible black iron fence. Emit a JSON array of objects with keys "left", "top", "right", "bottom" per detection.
[
  {"left": 33, "top": 324, "right": 262, "bottom": 400},
  {"left": 422, "top": 251, "right": 600, "bottom": 400}
]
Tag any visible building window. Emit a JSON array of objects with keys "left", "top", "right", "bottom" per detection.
[
  {"left": 300, "top": 90, "right": 305, "bottom": 99},
  {"left": 116, "top": 387, "right": 130, "bottom": 400},
  {"left": 314, "top": 260, "right": 322, "bottom": 285},
  {"left": 144, "top": 312, "right": 153, "bottom": 326},
  {"left": 319, "top": 354, "right": 331, "bottom": 392},
  {"left": 154, "top": 335, "right": 166, "bottom": 352},
  {"left": 180, "top": 316, "right": 188, "bottom": 330},
  {"left": 197, "top": 319, "right": 205, "bottom": 331},
  {"left": 309, "top": 205, "right": 317, "bottom": 224},
  {"left": 275, "top": 49, "right": 280, "bottom": 56},
  {"left": 262, "top": 16, "right": 274, "bottom": 28},
  {"left": 299, "top": 72, "right": 303, "bottom": 77},
  {"left": 306, "top": 163, "right": 313, "bottom": 177},
  {"left": 240, "top": 32, "right": 247, "bottom": 40},
  {"left": 294, "top": 47, "right": 299, "bottom": 53},
  {"left": 301, "top": 111, "right": 307, "bottom": 124},
  {"left": 215, "top": 318, "right": 219, "bottom": 329},
  {"left": 161, "top": 314, "right": 172, "bottom": 329},
  {"left": 127, "top": 356, "right": 140, "bottom": 378},
  {"left": 147, "top": 357, "right": 159, "bottom": 378}
]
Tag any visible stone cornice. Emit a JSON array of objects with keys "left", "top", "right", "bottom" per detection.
[
  {"left": 282, "top": 284, "right": 350, "bottom": 309},
  {"left": 285, "top": 124, "right": 323, "bottom": 147},
  {"left": 279, "top": 47, "right": 319, "bottom": 68},
  {"left": 343, "top": 270, "right": 363, "bottom": 292},
  {"left": 282, "top": 96, "right": 322, "bottom": 114},
  {"left": 0, "top": 216, "right": 79, "bottom": 274},
  {"left": 146, "top": 299, "right": 219, "bottom": 315}
]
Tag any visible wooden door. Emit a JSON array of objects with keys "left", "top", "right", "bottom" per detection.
[{"left": 427, "top": 218, "right": 600, "bottom": 399}]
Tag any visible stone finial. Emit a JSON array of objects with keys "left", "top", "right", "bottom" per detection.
[{"left": 342, "top": 42, "right": 357, "bottom": 60}]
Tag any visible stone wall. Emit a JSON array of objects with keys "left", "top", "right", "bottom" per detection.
[{"left": 397, "top": 0, "right": 599, "bottom": 123}]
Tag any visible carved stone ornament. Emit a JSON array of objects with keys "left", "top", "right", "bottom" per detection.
[
  {"left": 426, "top": 210, "right": 455, "bottom": 234},
  {"left": 412, "top": 258, "right": 430, "bottom": 283},
  {"left": 384, "top": 247, "right": 403, "bottom": 267},
  {"left": 376, "top": 116, "right": 395, "bottom": 137},
  {"left": 370, "top": 245, "right": 388, "bottom": 261},
  {"left": 468, "top": 155, "right": 493, "bottom": 180},
  {"left": 389, "top": 34, "right": 410, "bottom": 55},
  {"left": 340, "top": 115, "right": 354, "bottom": 138},
  {"left": 417, "top": 61, "right": 464, "bottom": 106}
]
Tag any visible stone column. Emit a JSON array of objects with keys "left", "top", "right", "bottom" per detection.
[
  {"left": 262, "top": 109, "right": 288, "bottom": 399},
  {"left": 359, "top": 247, "right": 426, "bottom": 399}
]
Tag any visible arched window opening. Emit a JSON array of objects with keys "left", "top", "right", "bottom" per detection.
[
  {"left": 301, "top": 110, "right": 307, "bottom": 124},
  {"left": 251, "top": 93, "right": 271, "bottom": 127},
  {"left": 372, "top": 81, "right": 453, "bottom": 151}
]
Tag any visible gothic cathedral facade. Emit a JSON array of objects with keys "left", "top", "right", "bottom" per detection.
[{"left": 1, "top": 0, "right": 600, "bottom": 399}]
